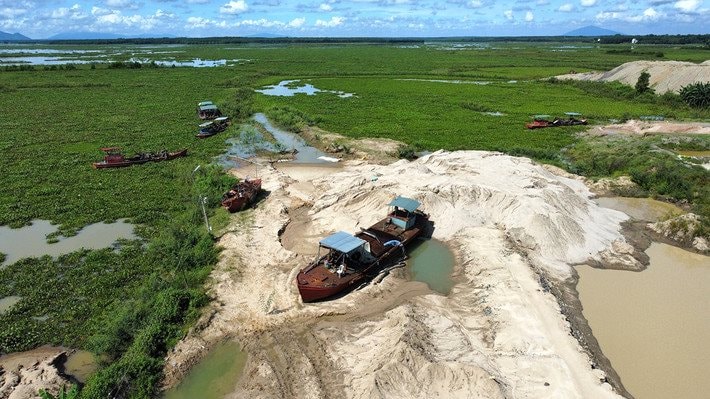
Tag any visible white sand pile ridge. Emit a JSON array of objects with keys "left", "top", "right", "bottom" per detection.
[
  {"left": 557, "top": 60, "right": 710, "bottom": 93},
  {"left": 309, "top": 150, "right": 633, "bottom": 280}
]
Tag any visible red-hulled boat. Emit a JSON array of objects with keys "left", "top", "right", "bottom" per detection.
[
  {"left": 92, "top": 148, "right": 188, "bottom": 169},
  {"left": 296, "top": 196, "right": 429, "bottom": 303},
  {"left": 221, "top": 178, "right": 262, "bottom": 212}
]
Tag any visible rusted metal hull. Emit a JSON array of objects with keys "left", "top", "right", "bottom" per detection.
[
  {"left": 296, "top": 211, "right": 429, "bottom": 303},
  {"left": 221, "top": 179, "right": 262, "bottom": 212},
  {"left": 92, "top": 149, "right": 187, "bottom": 169}
]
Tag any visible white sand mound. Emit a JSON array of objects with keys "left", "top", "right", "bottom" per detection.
[
  {"left": 167, "top": 150, "right": 638, "bottom": 398},
  {"left": 557, "top": 60, "right": 710, "bottom": 93}
]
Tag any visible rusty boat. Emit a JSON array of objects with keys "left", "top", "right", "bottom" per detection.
[
  {"left": 296, "top": 196, "right": 429, "bottom": 303},
  {"left": 92, "top": 147, "right": 187, "bottom": 169},
  {"left": 221, "top": 177, "right": 262, "bottom": 212}
]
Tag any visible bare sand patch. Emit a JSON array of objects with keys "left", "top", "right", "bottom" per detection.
[{"left": 163, "top": 150, "right": 646, "bottom": 398}]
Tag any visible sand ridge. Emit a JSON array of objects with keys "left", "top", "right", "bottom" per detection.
[{"left": 163, "top": 150, "right": 644, "bottom": 398}]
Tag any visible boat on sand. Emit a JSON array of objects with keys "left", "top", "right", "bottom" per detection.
[
  {"left": 221, "top": 177, "right": 262, "bottom": 212},
  {"left": 296, "top": 196, "right": 429, "bottom": 302}
]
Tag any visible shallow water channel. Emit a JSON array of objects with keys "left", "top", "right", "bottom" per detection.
[
  {"left": 577, "top": 243, "right": 709, "bottom": 399},
  {"left": 0, "top": 219, "right": 136, "bottom": 267},
  {"left": 253, "top": 113, "right": 331, "bottom": 164},
  {"left": 163, "top": 340, "right": 247, "bottom": 399},
  {"left": 407, "top": 239, "right": 456, "bottom": 295}
]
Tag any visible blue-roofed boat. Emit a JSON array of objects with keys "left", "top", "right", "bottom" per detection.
[{"left": 296, "top": 196, "right": 430, "bottom": 302}]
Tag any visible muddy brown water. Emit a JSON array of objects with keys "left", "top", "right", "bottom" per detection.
[
  {"left": 577, "top": 243, "right": 710, "bottom": 399},
  {"left": 63, "top": 350, "right": 99, "bottom": 384},
  {"left": 0, "top": 219, "right": 136, "bottom": 267},
  {"left": 407, "top": 239, "right": 456, "bottom": 295},
  {"left": 163, "top": 340, "right": 246, "bottom": 399},
  {"left": 594, "top": 197, "right": 683, "bottom": 222}
]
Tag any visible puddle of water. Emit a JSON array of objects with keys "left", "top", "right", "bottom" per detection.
[
  {"left": 407, "top": 239, "right": 456, "bottom": 295},
  {"left": 253, "top": 113, "right": 330, "bottom": 164},
  {"left": 0, "top": 219, "right": 136, "bottom": 267},
  {"left": 0, "top": 296, "right": 21, "bottom": 315},
  {"left": 484, "top": 111, "right": 506, "bottom": 116},
  {"left": 255, "top": 80, "right": 355, "bottom": 98},
  {"left": 0, "top": 56, "right": 98, "bottom": 65},
  {"left": 595, "top": 197, "right": 683, "bottom": 222},
  {"left": 163, "top": 340, "right": 247, "bottom": 399},
  {"left": 0, "top": 49, "right": 100, "bottom": 55},
  {"left": 63, "top": 350, "right": 99, "bottom": 384},
  {"left": 577, "top": 243, "right": 710, "bottom": 399}
]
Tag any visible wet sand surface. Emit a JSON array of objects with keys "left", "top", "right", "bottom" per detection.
[{"left": 577, "top": 243, "right": 710, "bottom": 399}]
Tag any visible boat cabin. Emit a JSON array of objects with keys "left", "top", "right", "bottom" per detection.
[
  {"left": 100, "top": 147, "right": 125, "bottom": 162},
  {"left": 387, "top": 196, "right": 421, "bottom": 230},
  {"left": 318, "top": 231, "right": 375, "bottom": 274},
  {"left": 532, "top": 114, "right": 552, "bottom": 122},
  {"left": 198, "top": 101, "right": 213, "bottom": 107},
  {"left": 197, "top": 103, "right": 221, "bottom": 119}
]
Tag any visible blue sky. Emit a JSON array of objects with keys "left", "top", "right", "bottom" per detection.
[{"left": 1, "top": 0, "right": 708, "bottom": 39}]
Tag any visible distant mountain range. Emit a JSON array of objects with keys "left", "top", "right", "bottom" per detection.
[
  {"left": 0, "top": 31, "right": 31, "bottom": 41},
  {"left": 47, "top": 32, "right": 177, "bottom": 40},
  {"left": 564, "top": 26, "right": 622, "bottom": 36}
]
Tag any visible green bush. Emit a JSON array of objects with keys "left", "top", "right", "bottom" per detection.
[{"left": 679, "top": 82, "right": 710, "bottom": 109}]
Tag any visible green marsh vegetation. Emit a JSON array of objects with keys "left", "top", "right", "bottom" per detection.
[{"left": 0, "top": 40, "right": 708, "bottom": 397}]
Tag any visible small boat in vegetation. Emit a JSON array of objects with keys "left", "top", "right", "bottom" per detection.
[
  {"left": 196, "top": 116, "right": 230, "bottom": 138},
  {"left": 197, "top": 101, "right": 222, "bottom": 120},
  {"left": 296, "top": 196, "right": 430, "bottom": 303},
  {"left": 92, "top": 147, "right": 187, "bottom": 169},
  {"left": 526, "top": 112, "right": 588, "bottom": 129},
  {"left": 221, "top": 177, "right": 262, "bottom": 212}
]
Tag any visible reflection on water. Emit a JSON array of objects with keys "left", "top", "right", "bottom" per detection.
[
  {"left": 255, "top": 80, "right": 355, "bottom": 98},
  {"left": 595, "top": 197, "right": 683, "bottom": 222},
  {"left": 0, "top": 219, "right": 136, "bottom": 267},
  {"left": 408, "top": 239, "right": 456, "bottom": 295},
  {"left": 577, "top": 243, "right": 710, "bottom": 399},
  {"left": 163, "top": 340, "right": 247, "bottom": 399},
  {"left": 0, "top": 296, "right": 21, "bottom": 315},
  {"left": 128, "top": 57, "right": 247, "bottom": 67},
  {"left": 253, "top": 113, "right": 331, "bottom": 164}
]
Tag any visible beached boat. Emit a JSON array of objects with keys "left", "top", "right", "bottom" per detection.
[
  {"left": 196, "top": 116, "right": 230, "bottom": 138},
  {"left": 296, "top": 196, "right": 429, "bottom": 302},
  {"left": 221, "top": 177, "right": 262, "bottom": 212},
  {"left": 92, "top": 148, "right": 187, "bottom": 169},
  {"left": 197, "top": 101, "right": 221, "bottom": 120}
]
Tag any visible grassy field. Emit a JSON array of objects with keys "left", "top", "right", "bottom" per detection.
[{"left": 0, "top": 41, "right": 707, "bottom": 398}]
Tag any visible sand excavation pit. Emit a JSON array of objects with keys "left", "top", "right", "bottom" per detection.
[{"left": 163, "top": 150, "right": 651, "bottom": 398}]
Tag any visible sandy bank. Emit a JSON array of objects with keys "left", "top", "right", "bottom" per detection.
[
  {"left": 0, "top": 347, "right": 73, "bottom": 399},
  {"left": 586, "top": 120, "right": 710, "bottom": 136},
  {"left": 164, "top": 150, "right": 649, "bottom": 398}
]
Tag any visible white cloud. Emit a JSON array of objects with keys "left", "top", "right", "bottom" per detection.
[
  {"left": 468, "top": 0, "right": 483, "bottom": 7},
  {"left": 319, "top": 3, "right": 332, "bottom": 11},
  {"left": 220, "top": 0, "right": 248, "bottom": 15},
  {"left": 558, "top": 3, "right": 574, "bottom": 12},
  {"left": 581, "top": 0, "right": 597, "bottom": 6},
  {"left": 288, "top": 17, "right": 306, "bottom": 27},
  {"left": 674, "top": 0, "right": 700, "bottom": 12},
  {"left": 525, "top": 11, "right": 534, "bottom": 21},
  {"left": 315, "top": 16, "right": 344, "bottom": 27},
  {"left": 104, "top": 0, "right": 139, "bottom": 9},
  {"left": 504, "top": 9, "right": 513, "bottom": 20}
]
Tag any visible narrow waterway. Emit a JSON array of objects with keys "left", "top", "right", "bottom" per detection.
[
  {"left": 253, "top": 113, "right": 331, "bottom": 164},
  {"left": 577, "top": 243, "right": 710, "bottom": 399},
  {"left": 594, "top": 197, "right": 683, "bottom": 222}
]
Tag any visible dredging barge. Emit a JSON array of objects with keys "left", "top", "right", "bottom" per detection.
[{"left": 296, "top": 196, "right": 429, "bottom": 302}]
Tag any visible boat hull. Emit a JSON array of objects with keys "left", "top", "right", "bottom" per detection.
[
  {"left": 221, "top": 179, "right": 262, "bottom": 212},
  {"left": 296, "top": 211, "right": 429, "bottom": 303},
  {"left": 92, "top": 149, "right": 187, "bottom": 169}
]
